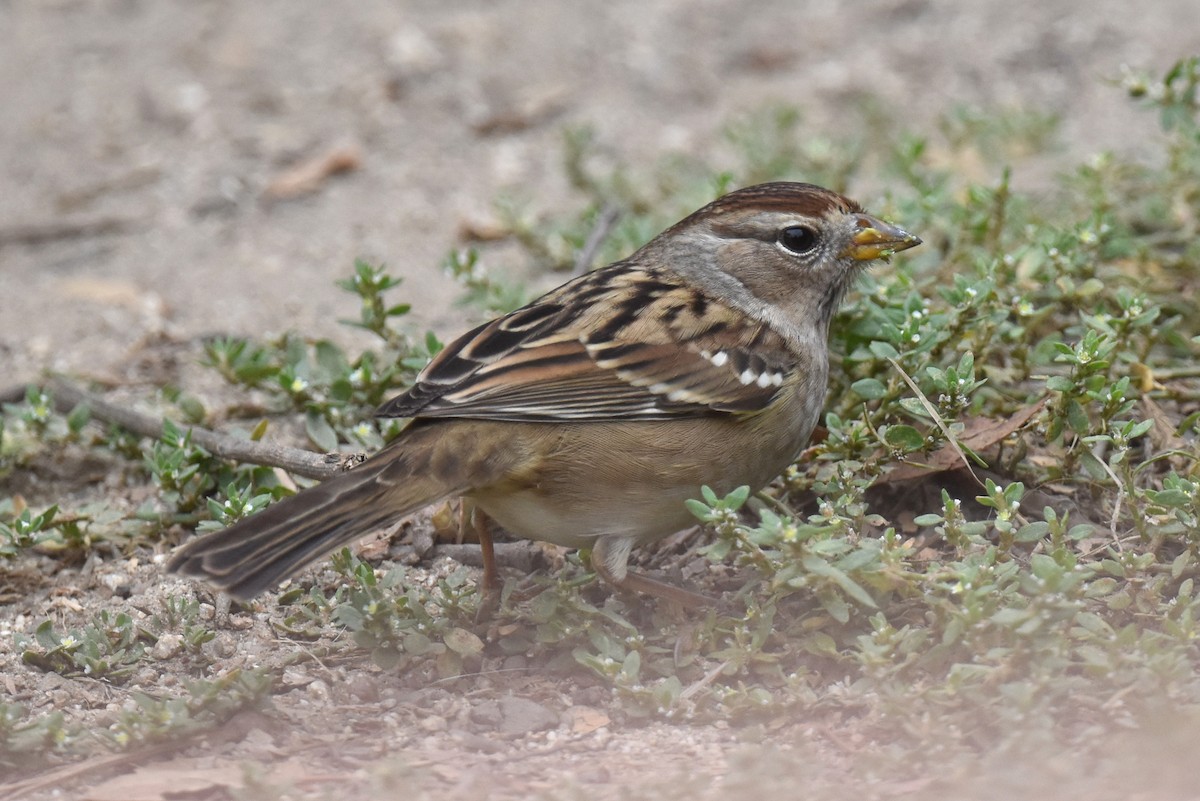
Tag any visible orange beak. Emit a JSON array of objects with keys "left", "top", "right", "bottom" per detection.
[{"left": 843, "top": 214, "right": 922, "bottom": 261}]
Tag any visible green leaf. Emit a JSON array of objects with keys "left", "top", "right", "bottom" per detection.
[
  {"left": 177, "top": 394, "right": 207, "bottom": 424},
  {"left": 1126, "top": 418, "right": 1154, "bottom": 439},
  {"left": 35, "top": 620, "right": 62, "bottom": 649},
  {"left": 1030, "top": 553, "right": 1063, "bottom": 581},
  {"left": 305, "top": 410, "right": 339, "bottom": 452},
  {"left": 802, "top": 554, "right": 877, "bottom": 608},
  {"left": 727, "top": 485, "right": 751, "bottom": 510},
  {"left": 404, "top": 632, "right": 435, "bottom": 656},
  {"left": 1014, "top": 521, "right": 1051, "bottom": 542},
  {"left": 851, "top": 378, "right": 887, "bottom": 399},
  {"left": 1078, "top": 450, "right": 1109, "bottom": 481},
  {"left": 621, "top": 650, "right": 642, "bottom": 682},
  {"left": 315, "top": 340, "right": 351, "bottom": 380},
  {"left": 884, "top": 425, "right": 925, "bottom": 452},
  {"left": 444, "top": 627, "right": 484, "bottom": 656},
  {"left": 836, "top": 545, "right": 881, "bottom": 572},
  {"left": 1148, "top": 488, "right": 1190, "bottom": 508},
  {"left": 684, "top": 499, "right": 712, "bottom": 520},
  {"left": 817, "top": 588, "right": 850, "bottom": 623},
  {"left": 802, "top": 632, "right": 839, "bottom": 657},
  {"left": 869, "top": 341, "right": 901, "bottom": 360},
  {"left": 66, "top": 403, "right": 92, "bottom": 433},
  {"left": 372, "top": 647, "right": 402, "bottom": 671},
  {"left": 332, "top": 605, "right": 363, "bottom": 630},
  {"left": 1066, "top": 400, "right": 1090, "bottom": 435},
  {"left": 652, "top": 675, "right": 682, "bottom": 710},
  {"left": 990, "top": 607, "right": 1031, "bottom": 626}
]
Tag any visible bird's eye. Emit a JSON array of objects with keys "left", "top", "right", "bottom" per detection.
[{"left": 777, "top": 226, "right": 819, "bottom": 255}]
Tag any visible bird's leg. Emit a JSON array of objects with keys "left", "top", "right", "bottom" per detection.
[
  {"left": 470, "top": 507, "right": 502, "bottom": 620},
  {"left": 590, "top": 535, "right": 715, "bottom": 608}
]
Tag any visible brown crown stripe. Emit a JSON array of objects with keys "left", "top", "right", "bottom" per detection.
[{"left": 689, "top": 182, "right": 863, "bottom": 222}]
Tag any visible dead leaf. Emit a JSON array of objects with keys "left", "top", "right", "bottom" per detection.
[
  {"left": 1142, "top": 396, "right": 1186, "bottom": 451},
  {"left": 263, "top": 141, "right": 362, "bottom": 200},
  {"left": 458, "top": 214, "right": 510, "bottom": 241},
  {"left": 876, "top": 398, "right": 1047, "bottom": 485},
  {"left": 470, "top": 85, "right": 566, "bottom": 135},
  {"left": 271, "top": 466, "right": 298, "bottom": 493},
  {"left": 1132, "top": 362, "right": 1158, "bottom": 393},
  {"left": 354, "top": 532, "right": 391, "bottom": 561},
  {"left": 564, "top": 705, "right": 610, "bottom": 735}
]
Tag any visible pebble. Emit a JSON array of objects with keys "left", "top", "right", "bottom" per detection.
[{"left": 497, "top": 695, "right": 558, "bottom": 736}]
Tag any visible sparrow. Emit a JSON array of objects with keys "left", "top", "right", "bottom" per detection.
[{"left": 167, "top": 182, "right": 920, "bottom": 606}]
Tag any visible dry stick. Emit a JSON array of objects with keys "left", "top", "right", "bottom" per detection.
[
  {"left": 0, "top": 740, "right": 184, "bottom": 801},
  {"left": 1087, "top": 446, "right": 1126, "bottom": 540},
  {"left": 571, "top": 203, "right": 621, "bottom": 275},
  {"left": 26, "top": 379, "right": 541, "bottom": 570},
  {"left": 0, "top": 216, "right": 138, "bottom": 247},
  {"left": 45, "top": 377, "right": 356, "bottom": 480},
  {"left": 885, "top": 356, "right": 985, "bottom": 489}
]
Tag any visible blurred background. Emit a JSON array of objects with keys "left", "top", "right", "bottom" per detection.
[{"left": 2, "top": 0, "right": 1196, "bottom": 384}]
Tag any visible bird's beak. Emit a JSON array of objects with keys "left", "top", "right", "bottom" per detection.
[{"left": 843, "top": 214, "right": 922, "bottom": 261}]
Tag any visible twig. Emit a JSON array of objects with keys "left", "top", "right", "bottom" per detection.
[
  {"left": 681, "top": 658, "right": 733, "bottom": 701},
  {"left": 886, "top": 357, "right": 985, "bottom": 489},
  {"left": 1148, "top": 365, "right": 1200, "bottom": 379},
  {"left": 43, "top": 377, "right": 357, "bottom": 480},
  {"left": 1089, "top": 445, "right": 1126, "bottom": 542},
  {"left": 572, "top": 203, "right": 621, "bottom": 275},
  {"left": 0, "top": 216, "right": 138, "bottom": 247},
  {"left": 431, "top": 542, "right": 539, "bottom": 570},
  {"left": 0, "top": 740, "right": 181, "bottom": 801}
]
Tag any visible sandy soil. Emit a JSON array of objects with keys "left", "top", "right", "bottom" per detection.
[
  {"left": 3, "top": 0, "right": 1196, "bottom": 384},
  {"left": 2, "top": 1, "right": 1199, "bottom": 799}
]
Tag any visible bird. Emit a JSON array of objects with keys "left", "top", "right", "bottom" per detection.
[{"left": 167, "top": 181, "right": 920, "bottom": 606}]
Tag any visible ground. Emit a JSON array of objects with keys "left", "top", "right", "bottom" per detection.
[{"left": 2, "top": 1, "right": 1198, "bottom": 799}]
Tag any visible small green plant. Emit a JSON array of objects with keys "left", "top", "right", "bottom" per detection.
[
  {"left": 275, "top": 549, "right": 487, "bottom": 675},
  {"left": 143, "top": 596, "right": 217, "bottom": 654},
  {"left": 0, "top": 501, "right": 60, "bottom": 557},
  {"left": 0, "top": 704, "right": 68, "bottom": 771},
  {"left": 19, "top": 612, "right": 148, "bottom": 683},
  {"left": 103, "top": 669, "right": 273, "bottom": 748},
  {"left": 0, "top": 387, "right": 90, "bottom": 470},
  {"left": 200, "top": 259, "right": 442, "bottom": 453},
  {"left": 442, "top": 248, "right": 531, "bottom": 315}
]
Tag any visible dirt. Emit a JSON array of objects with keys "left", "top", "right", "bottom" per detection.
[{"left": 2, "top": 1, "right": 1199, "bottom": 799}]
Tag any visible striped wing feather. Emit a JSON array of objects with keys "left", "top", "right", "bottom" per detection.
[{"left": 376, "top": 264, "right": 797, "bottom": 423}]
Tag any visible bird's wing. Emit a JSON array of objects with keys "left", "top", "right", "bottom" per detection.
[{"left": 376, "top": 264, "right": 799, "bottom": 423}]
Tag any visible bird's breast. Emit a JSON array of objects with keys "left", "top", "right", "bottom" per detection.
[{"left": 465, "top": 382, "right": 824, "bottom": 548}]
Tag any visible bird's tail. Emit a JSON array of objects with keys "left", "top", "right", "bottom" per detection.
[{"left": 167, "top": 428, "right": 469, "bottom": 600}]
